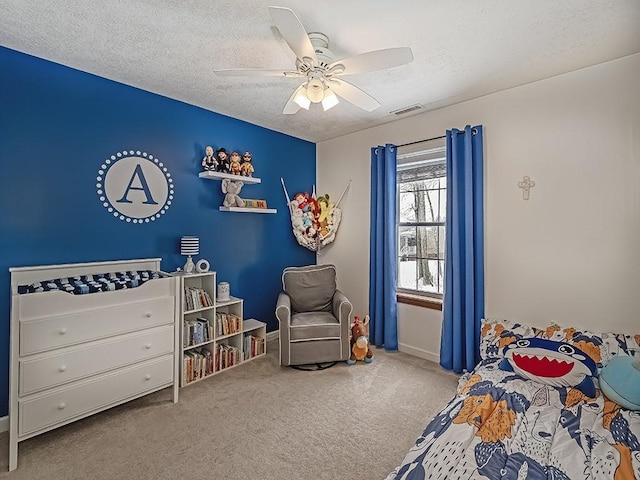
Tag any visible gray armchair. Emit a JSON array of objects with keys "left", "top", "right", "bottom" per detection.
[{"left": 275, "top": 264, "right": 353, "bottom": 367}]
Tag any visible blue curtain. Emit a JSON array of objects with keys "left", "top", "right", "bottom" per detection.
[
  {"left": 369, "top": 144, "right": 398, "bottom": 350},
  {"left": 440, "top": 125, "right": 484, "bottom": 373}
]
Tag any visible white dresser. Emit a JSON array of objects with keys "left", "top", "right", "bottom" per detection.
[{"left": 8, "top": 258, "right": 180, "bottom": 471}]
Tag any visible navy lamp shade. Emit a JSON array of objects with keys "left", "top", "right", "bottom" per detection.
[{"left": 180, "top": 236, "right": 199, "bottom": 273}]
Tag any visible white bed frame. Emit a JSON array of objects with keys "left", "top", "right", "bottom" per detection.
[{"left": 8, "top": 258, "right": 180, "bottom": 471}]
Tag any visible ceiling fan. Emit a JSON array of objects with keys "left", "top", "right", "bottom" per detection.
[{"left": 214, "top": 6, "right": 414, "bottom": 114}]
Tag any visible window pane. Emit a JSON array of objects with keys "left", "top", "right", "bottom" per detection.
[
  {"left": 416, "top": 260, "right": 437, "bottom": 294},
  {"left": 399, "top": 191, "right": 416, "bottom": 223},
  {"left": 436, "top": 259, "right": 445, "bottom": 294},
  {"left": 438, "top": 185, "right": 447, "bottom": 222},
  {"left": 415, "top": 225, "right": 439, "bottom": 260},
  {"left": 438, "top": 226, "right": 446, "bottom": 258},
  {"left": 398, "top": 257, "right": 417, "bottom": 290},
  {"left": 424, "top": 186, "right": 439, "bottom": 223},
  {"left": 398, "top": 226, "right": 416, "bottom": 261}
]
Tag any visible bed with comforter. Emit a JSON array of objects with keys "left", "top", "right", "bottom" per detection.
[{"left": 386, "top": 319, "right": 640, "bottom": 479}]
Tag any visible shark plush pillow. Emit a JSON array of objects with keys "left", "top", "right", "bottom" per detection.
[{"left": 499, "top": 338, "right": 598, "bottom": 397}]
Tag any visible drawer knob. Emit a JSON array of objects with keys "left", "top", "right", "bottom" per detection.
[
  {"left": 145, "top": 312, "right": 152, "bottom": 318},
  {"left": 58, "top": 328, "right": 67, "bottom": 335},
  {"left": 58, "top": 365, "right": 67, "bottom": 372},
  {"left": 145, "top": 374, "right": 151, "bottom": 380},
  {"left": 58, "top": 402, "right": 66, "bottom": 410},
  {"left": 145, "top": 343, "right": 152, "bottom": 349}
]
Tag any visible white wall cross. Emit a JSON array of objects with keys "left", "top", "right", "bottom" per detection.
[{"left": 517, "top": 176, "right": 535, "bottom": 200}]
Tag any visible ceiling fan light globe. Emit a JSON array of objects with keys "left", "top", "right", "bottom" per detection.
[
  {"left": 293, "top": 87, "right": 311, "bottom": 109},
  {"left": 322, "top": 89, "right": 339, "bottom": 111},
  {"left": 306, "top": 78, "right": 325, "bottom": 103}
]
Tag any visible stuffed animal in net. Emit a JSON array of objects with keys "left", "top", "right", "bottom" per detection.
[{"left": 347, "top": 315, "right": 373, "bottom": 365}]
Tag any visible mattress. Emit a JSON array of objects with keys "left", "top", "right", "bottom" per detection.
[{"left": 18, "top": 270, "right": 169, "bottom": 295}]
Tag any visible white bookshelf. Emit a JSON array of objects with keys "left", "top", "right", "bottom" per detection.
[{"left": 174, "top": 272, "right": 267, "bottom": 387}]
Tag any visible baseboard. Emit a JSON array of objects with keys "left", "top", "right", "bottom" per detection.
[
  {"left": 0, "top": 415, "right": 7, "bottom": 433},
  {"left": 398, "top": 343, "right": 439, "bottom": 364},
  {"left": 266, "top": 330, "right": 279, "bottom": 342}
]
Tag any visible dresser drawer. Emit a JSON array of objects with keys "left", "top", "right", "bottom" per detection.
[
  {"left": 19, "top": 355, "right": 173, "bottom": 436},
  {"left": 19, "top": 325, "right": 175, "bottom": 396},
  {"left": 20, "top": 297, "right": 174, "bottom": 355}
]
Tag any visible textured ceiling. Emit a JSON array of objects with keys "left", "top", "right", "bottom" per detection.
[{"left": 1, "top": 0, "right": 639, "bottom": 143}]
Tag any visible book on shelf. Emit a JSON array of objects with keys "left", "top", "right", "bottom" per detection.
[
  {"left": 215, "top": 343, "right": 239, "bottom": 371},
  {"left": 242, "top": 198, "right": 268, "bottom": 209},
  {"left": 243, "top": 334, "right": 265, "bottom": 360},
  {"left": 215, "top": 312, "right": 241, "bottom": 336},
  {"left": 183, "top": 317, "right": 213, "bottom": 347},
  {"left": 183, "top": 287, "right": 213, "bottom": 311},
  {"left": 183, "top": 348, "right": 214, "bottom": 384}
]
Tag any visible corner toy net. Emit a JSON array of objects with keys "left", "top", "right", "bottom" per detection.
[{"left": 280, "top": 178, "right": 350, "bottom": 252}]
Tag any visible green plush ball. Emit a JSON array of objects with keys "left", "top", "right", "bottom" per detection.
[{"left": 599, "top": 355, "right": 640, "bottom": 411}]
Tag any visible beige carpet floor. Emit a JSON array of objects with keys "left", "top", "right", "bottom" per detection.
[{"left": 0, "top": 341, "right": 459, "bottom": 480}]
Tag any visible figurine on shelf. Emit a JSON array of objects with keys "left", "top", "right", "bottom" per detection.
[
  {"left": 229, "top": 151, "right": 242, "bottom": 175},
  {"left": 216, "top": 148, "right": 230, "bottom": 173},
  {"left": 241, "top": 151, "right": 254, "bottom": 177},
  {"left": 201, "top": 145, "right": 218, "bottom": 171}
]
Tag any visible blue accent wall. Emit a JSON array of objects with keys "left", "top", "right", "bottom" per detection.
[{"left": 0, "top": 46, "right": 316, "bottom": 416}]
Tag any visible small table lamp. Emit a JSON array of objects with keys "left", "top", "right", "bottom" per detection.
[{"left": 180, "top": 236, "right": 199, "bottom": 274}]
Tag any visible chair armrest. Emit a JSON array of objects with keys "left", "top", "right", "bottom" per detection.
[
  {"left": 275, "top": 292, "right": 291, "bottom": 326},
  {"left": 275, "top": 292, "right": 293, "bottom": 366},
  {"left": 332, "top": 290, "right": 353, "bottom": 325},
  {"left": 333, "top": 290, "right": 353, "bottom": 361}
]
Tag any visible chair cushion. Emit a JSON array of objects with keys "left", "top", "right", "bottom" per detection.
[
  {"left": 290, "top": 311, "right": 341, "bottom": 341},
  {"left": 282, "top": 264, "right": 337, "bottom": 313}
]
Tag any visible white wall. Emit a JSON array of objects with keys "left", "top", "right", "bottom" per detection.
[{"left": 317, "top": 53, "right": 640, "bottom": 361}]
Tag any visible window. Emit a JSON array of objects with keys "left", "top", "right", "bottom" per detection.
[{"left": 397, "top": 138, "right": 446, "bottom": 303}]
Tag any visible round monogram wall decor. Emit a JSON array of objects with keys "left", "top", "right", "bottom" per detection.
[{"left": 97, "top": 150, "right": 174, "bottom": 223}]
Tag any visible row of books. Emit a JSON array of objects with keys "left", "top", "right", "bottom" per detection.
[
  {"left": 243, "top": 198, "right": 268, "bottom": 208},
  {"left": 184, "top": 287, "right": 213, "bottom": 312},
  {"left": 243, "top": 334, "right": 265, "bottom": 360},
  {"left": 183, "top": 348, "right": 214, "bottom": 384},
  {"left": 183, "top": 337, "right": 264, "bottom": 384},
  {"left": 216, "top": 312, "right": 241, "bottom": 336},
  {"left": 216, "top": 343, "right": 240, "bottom": 371},
  {"left": 184, "top": 317, "right": 214, "bottom": 347}
]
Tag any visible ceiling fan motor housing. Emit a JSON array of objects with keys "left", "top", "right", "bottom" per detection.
[{"left": 308, "top": 32, "right": 334, "bottom": 66}]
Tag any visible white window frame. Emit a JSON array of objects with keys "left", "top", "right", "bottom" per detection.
[{"left": 396, "top": 138, "right": 447, "bottom": 307}]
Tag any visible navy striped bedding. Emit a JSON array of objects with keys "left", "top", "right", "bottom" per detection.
[{"left": 18, "top": 270, "right": 169, "bottom": 295}]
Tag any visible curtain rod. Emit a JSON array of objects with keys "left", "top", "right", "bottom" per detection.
[
  {"left": 397, "top": 127, "right": 479, "bottom": 148},
  {"left": 396, "top": 135, "right": 445, "bottom": 148}
]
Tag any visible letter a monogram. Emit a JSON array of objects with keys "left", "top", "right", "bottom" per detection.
[
  {"left": 116, "top": 164, "right": 158, "bottom": 205},
  {"left": 99, "top": 151, "right": 173, "bottom": 223}
]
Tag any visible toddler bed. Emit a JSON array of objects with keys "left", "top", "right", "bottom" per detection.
[{"left": 386, "top": 319, "right": 640, "bottom": 479}]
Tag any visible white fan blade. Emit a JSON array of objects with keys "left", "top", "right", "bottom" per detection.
[
  {"left": 269, "top": 6, "right": 317, "bottom": 63},
  {"left": 328, "top": 47, "right": 413, "bottom": 75},
  {"left": 329, "top": 79, "right": 380, "bottom": 112},
  {"left": 214, "top": 69, "right": 302, "bottom": 77},
  {"left": 283, "top": 84, "right": 305, "bottom": 114}
]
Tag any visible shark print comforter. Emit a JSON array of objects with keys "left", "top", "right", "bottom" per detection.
[{"left": 386, "top": 358, "right": 640, "bottom": 479}]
